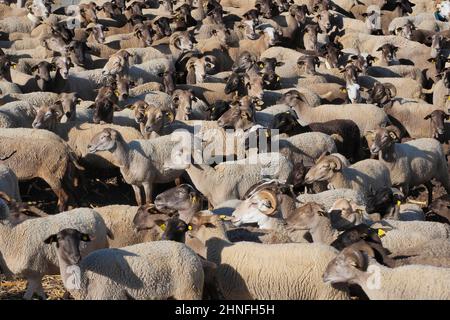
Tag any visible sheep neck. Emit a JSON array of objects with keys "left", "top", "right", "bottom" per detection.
[
  {"left": 308, "top": 215, "right": 339, "bottom": 244},
  {"left": 352, "top": 263, "right": 388, "bottom": 300},
  {"left": 279, "top": 194, "right": 297, "bottom": 220},
  {"left": 379, "top": 144, "right": 396, "bottom": 162},
  {"left": 185, "top": 164, "right": 215, "bottom": 202},
  {"left": 111, "top": 137, "right": 132, "bottom": 170},
  {"left": 53, "top": 249, "right": 84, "bottom": 298}
]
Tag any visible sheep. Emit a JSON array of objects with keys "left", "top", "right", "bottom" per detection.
[
  {"left": 94, "top": 204, "right": 170, "bottom": 248},
  {"left": 0, "top": 208, "right": 109, "bottom": 299},
  {"left": 0, "top": 163, "right": 21, "bottom": 201},
  {"left": 154, "top": 184, "right": 204, "bottom": 223},
  {"left": 304, "top": 153, "right": 392, "bottom": 199},
  {"left": 87, "top": 128, "right": 186, "bottom": 205},
  {"left": 0, "top": 128, "right": 84, "bottom": 211},
  {"left": 271, "top": 111, "right": 361, "bottom": 162},
  {"left": 392, "top": 239, "right": 450, "bottom": 267},
  {"left": 230, "top": 188, "right": 311, "bottom": 243},
  {"left": 45, "top": 230, "right": 204, "bottom": 300},
  {"left": 185, "top": 212, "right": 350, "bottom": 300},
  {"left": 1, "top": 91, "right": 60, "bottom": 107},
  {"left": 284, "top": 90, "right": 389, "bottom": 136},
  {"left": 0, "top": 100, "right": 37, "bottom": 128},
  {"left": 297, "top": 189, "right": 368, "bottom": 211},
  {"left": 370, "top": 126, "right": 450, "bottom": 204},
  {"left": 165, "top": 147, "right": 295, "bottom": 207},
  {"left": 358, "top": 75, "right": 425, "bottom": 100},
  {"left": 323, "top": 246, "right": 450, "bottom": 300},
  {"left": 274, "top": 132, "right": 338, "bottom": 166},
  {"left": 380, "top": 102, "right": 447, "bottom": 139},
  {"left": 291, "top": 198, "right": 450, "bottom": 255}
]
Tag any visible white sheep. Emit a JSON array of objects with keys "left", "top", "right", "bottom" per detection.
[
  {"left": 46, "top": 235, "right": 204, "bottom": 300},
  {"left": 186, "top": 213, "right": 350, "bottom": 299},
  {"left": 0, "top": 208, "right": 110, "bottom": 299},
  {"left": 323, "top": 246, "right": 450, "bottom": 299}
]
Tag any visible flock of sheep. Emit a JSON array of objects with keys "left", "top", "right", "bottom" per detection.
[{"left": 1, "top": 0, "right": 450, "bottom": 300}]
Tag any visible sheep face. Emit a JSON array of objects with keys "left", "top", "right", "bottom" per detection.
[
  {"left": 144, "top": 108, "right": 174, "bottom": 134},
  {"left": 376, "top": 44, "right": 399, "bottom": 64},
  {"left": 161, "top": 215, "right": 189, "bottom": 242},
  {"left": 32, "top": 103, "right": 64, "bottom": 130},
  {"left": 231, "top": 190, "right": 277, "bottom": 227},
  {"left": 87, "top": 128, "right": 118, "bottom": 153},
  {"left": 52, "top": 56, "right": 73, "bottom": 80},
  {"left": 93, "top": 98, "right": 116, "bottom": 124},
  {"left": 370, "top": 127, "right": 400, "bottom": 154},
  {"left": 315, "top": 10, "right": 332, "bottom": 32},
  {"left": 297, "top": 55, "right": 320, "bottom": 75},
  {"left": 172, "top": 32, "right": 195, "bottom": 52},
  {"left": 59, "top": 92, "right": 81, "bottom": 120},
  {"left": 424, "top": 110, "right": 449, "bottom": 139},
  {"left": 304, "top": 156, "right": 342, "bottom": 184},
  {"left": 154, "top": 184, "right": 200, "bottom": 214},
  {"left": 289, "top": 4, "right": 308, "bottom": 25},
  {"left": 129, "top": 100, "right": 151, "bottom": 124},
  {"left": 271, "top": 111, "right": 301, "bottom": 135},
  {"left": 286, "top": 202, "right": 324, "bottom": 229},
  {"left": 238, "top": 19, "right": 258, "bottom": 40},
  {"left": 134, "top": 23, "right": 154, "bottom": 47},
  {"left": 79, "top": 2, "right": 99, "bottom": 25},
  {"left": 232, "top": 52, "right": 257, "bottom": 73},
  {"left": 322, "top": 247, "right": 367, "bottom": 285},
  {"left": 115, "top": 77, "right": 133, "bottom": 102},
  {"left": 86, "top": 24, "right": 107, "bottom": 44},
  {"left": 44, "top": 228, "right": 91, "bottom": 266},
  {"left": 132, "top": 204, "right": 169, "bottom": 231},
  {"left": 68, "top": 41, "right": 88, "bottom": 67},
  {"left": 154, "top": 17, "right": 172, "bottom": 38}
]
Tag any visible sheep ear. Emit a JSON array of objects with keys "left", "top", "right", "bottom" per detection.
[
  {"left": 44, "top": 234, "right": 58, "bottom": 244},
  {"left": 424, "top": 114, "right": 431, "bottom": 120}
]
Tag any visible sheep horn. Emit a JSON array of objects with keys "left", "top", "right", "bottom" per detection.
[
  {"left": 382, "top": 83, "right": 397, "bottom": 98},
  {"left": 344, "top": 247, "right": 367, "bottom": 270},
  {"left": 256, "top": 189, "right": 278, "bottom": 216},
  {"left": 329, "top": 155, "right": 343, "bottom": 171}
]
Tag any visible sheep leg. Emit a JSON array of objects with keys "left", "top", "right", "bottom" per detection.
[
  {"left": 425, "top": 181, "right": 434, "bottom": 206},
  {"left": 142, "top": 182, "right": 153, "bottom": 204},
  {"left": 132, "top": 185, "right": 143, "bottom": 206},
  {"left": 47, "top": 180, "right": 69, "bottom": 212},
  {"left": 24, "top": 276, "right": 45, "bottom": 300}
]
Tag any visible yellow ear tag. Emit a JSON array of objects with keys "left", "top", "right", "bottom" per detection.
[
  {"left": 389, "top": 132, "right": 397, "bottom": 139},
  {"left": 114, "top": 90, "right": 120, "bottom": 97},
  {"left": 12, "top": 64, "right": 16, "bottom": 69},
  {"left": 264, "top": 131, "right": 269, "bottom": 137},
  {"left": 276, "top": 76, "right": 280, "bottom": 81},
  {"left": 191, "top": 195, "right": 198, "bottom": 203},
  {"left": 447, "top": 96, "right": 450, "bottom": 101},
  {"left": 188, "top": 225, "right": 193, "bottom": 230},
  {"left": 377, "top": 229, "right": 386, "bottom": 237},
  {"left": 258, "top": 62, "right": 265, "bottom": 68},
  {"left": 160, "top": 223, "right": 166, "bottom": 231},
  {"left": 340, "top": 88, "right": 347, "bottom": 93},
  {"left": 81, "top": 235, "right": 89, "bottom": 241},
  {"left": 396, "top": 200, "right": 401, "bottom": 206},
  {"left": 219, "top": 215, "right": 227, "bottom": 220}
]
